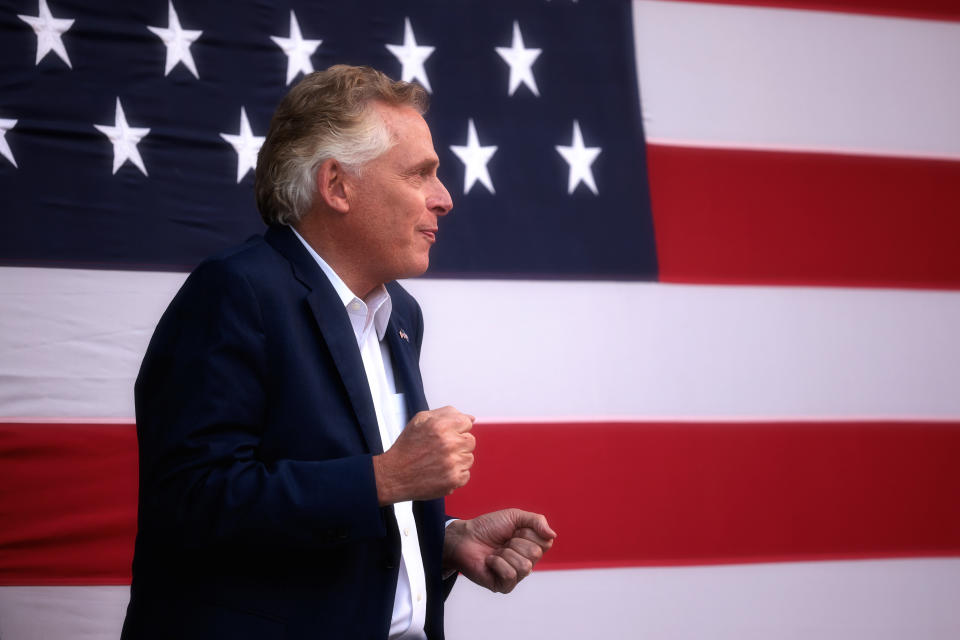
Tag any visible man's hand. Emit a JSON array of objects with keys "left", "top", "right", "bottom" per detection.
[
  {"left": 442, "top": 509, "right": 556, "bottom": 594},
  {"left": 373, "top": 406, "right": 475, "bottom": 505}
]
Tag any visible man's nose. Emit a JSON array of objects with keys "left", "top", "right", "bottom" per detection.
[{"left": 428, "top": 177, "right": 453, "bottom": 217}]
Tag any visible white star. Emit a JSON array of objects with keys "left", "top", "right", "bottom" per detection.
[
  {"left": 495, "top": 21, "right": 542, "bottom": 97},
  {"left": 147, "top": 1, "right": 203, "bottom": 79},
  {"left": 0, "top": 118, "right": 18, "bottom": 168},
  {"left": 270, "top": 10, "right": 322, "bottom": 86},
  {"left": 220, "top": 107, "right": 264, "bottom": 183},
  {"left": 94, "top": 98, "right": 151, "bottom": 176},
  {"left": 555, "top": 120, "right": 601, "bottom": 195},
  {"left": 450, "top": 119, "right": 497, "bottom": 195},
  {"left": 17, "top": 0, "right": 74, "bottom": 69},
  {"left": 385, "top": 18, "right": 435, "bottom": 93}
]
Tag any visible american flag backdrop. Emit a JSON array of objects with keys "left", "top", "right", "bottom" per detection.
[{"left": 1, "top": 0, "right": 959, "bottom": 638}]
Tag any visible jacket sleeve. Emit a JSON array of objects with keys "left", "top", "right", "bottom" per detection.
[{"left": 134, "top": 257, "right": 386, "bottom": 551}]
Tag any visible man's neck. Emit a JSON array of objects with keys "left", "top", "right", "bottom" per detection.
[{"left": 292, "top": 220, "right": 380, "bottom": 299}]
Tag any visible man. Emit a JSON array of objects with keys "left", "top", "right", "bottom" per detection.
[{"left": 121, "top": 65, "right": 555, "bottom": 640}]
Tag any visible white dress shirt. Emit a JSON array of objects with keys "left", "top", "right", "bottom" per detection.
[{"left": 292, "top": 229, "right": 427, "bottom": 640}]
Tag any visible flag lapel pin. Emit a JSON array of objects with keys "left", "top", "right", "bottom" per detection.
[{"left": 398, "top": 328, "right": 409, "bottom": 343}]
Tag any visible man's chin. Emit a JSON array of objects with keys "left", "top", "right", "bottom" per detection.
[
  {"left": 406, "top": 262, "right": 430, "bottom": 280},
  {"left": 393, "top": 256, "right": 431, "bottom": 282}
]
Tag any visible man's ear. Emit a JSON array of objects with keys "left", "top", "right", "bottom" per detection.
[{"left": 315, "top": 158, "right": 350, "bottom": 214}]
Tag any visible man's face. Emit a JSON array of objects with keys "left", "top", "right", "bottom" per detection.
[{"left": 343, "top": 102, "right": 453, "bottom": 288}]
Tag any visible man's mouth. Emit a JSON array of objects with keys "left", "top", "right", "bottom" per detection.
[{"left": 420, "top": 228, "right": 438, "bottom": 242}]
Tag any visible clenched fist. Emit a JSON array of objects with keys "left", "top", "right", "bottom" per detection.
[
  {"left": 373, "top": 406, "right": 475, "bottom": 505},
  {"left": 442, "top": 509, "right": 556, "bottom": 594}
]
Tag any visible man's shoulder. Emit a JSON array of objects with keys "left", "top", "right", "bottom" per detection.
[
  {"left": 187, "top": 232, "right": 292, "bottom": 289},
  {"left": 158, "top": 234, "right": 294, "bottom": 323},
  {"left": 201, "top": 233, "right": 282, "bottom": 273}
]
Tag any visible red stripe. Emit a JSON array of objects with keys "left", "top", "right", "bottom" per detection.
[
  {"left": 0, "top": 424, "right": 137, "bottom": 586},
  {"left": 662, "top": 0, "right": 960, "bottom": 22},
  {"left": 647, "top": 144, "right": 960, "bottom": 289},
  {"left": 2, "top": 421, "right": 959, "bottom": 583},
  {"left": 451, "top": 421, "right": 960, "bottom": 570}
]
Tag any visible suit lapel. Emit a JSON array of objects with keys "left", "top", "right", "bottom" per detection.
[
  {"left": 304, "top": 292, "right": 384, "bottom": 455},
  {"left": 385, "top": 314, "right": 429, "bottom": 418},
  {"left": 265, "top": 226, "right": 384, "bottom": 455}
]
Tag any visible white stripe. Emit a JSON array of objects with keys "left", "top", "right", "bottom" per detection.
[
  {"left": 4, "top": 267, "right": 960, "bottom": 420},
  {"left": 0, "top": 586, "right": 128, "bottom": 640},
  {"left": 404, "top": 278, "right": 960, "bottom": 420},
  {"left": 632, "top": 0, "right": 960, "bottom": 158},
  {"left": 0, "top": 267, "right": 184, "bottom": 418},
  {"left": 446, "top": 559, "right": 960, "bottom": 640},
  {"left": 3, "top": 559, "right": 958, "bottom": 639}
]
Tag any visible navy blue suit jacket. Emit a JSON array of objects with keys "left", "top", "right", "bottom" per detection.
[{"left": 122, "top": 225, "right": 452, "bottom": 639}]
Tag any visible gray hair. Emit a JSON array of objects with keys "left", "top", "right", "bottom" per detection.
[{"left": 255, "top": 65, "right": 429, "bottom": 226}]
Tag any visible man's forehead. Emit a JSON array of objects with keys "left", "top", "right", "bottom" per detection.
[
  {"left": 373, "top": 102, "right": 430, "bottom": 137},
  {"left": 370, "top": 102, "right": 436, "bottom": 163}
]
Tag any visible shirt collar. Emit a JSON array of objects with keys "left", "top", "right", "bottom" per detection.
[{"left": 290, "top": 226, "right": 392, "bottom": 341}]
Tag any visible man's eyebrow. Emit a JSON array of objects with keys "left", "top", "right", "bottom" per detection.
[{"left": 409, "top": 157, "right": 439, "bottom": 173}]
